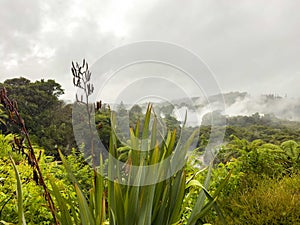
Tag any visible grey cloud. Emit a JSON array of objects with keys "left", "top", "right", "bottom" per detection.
[
  {"left": 0, "top": 0, "right": 41, "bottom": 56},
  {"left": 126, "top": 1, "right": 300, "bottom": 97},
  {"left": 225, "top": 94, "right": 300, "bottom": 121},
  {"left": 0, "top": 0, "right": 122, "bottom": 100},
  {"left": 0, "top": 0, "right": 299, "bottom": 101}
]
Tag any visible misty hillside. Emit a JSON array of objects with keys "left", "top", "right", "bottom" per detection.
[
  {"left": 168, "top": 92, "right": 300, "bottom": 122},
  {"left": 113, "top": 92, "right": 300, "bottom": 128}
]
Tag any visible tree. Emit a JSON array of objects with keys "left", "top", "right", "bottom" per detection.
[
  {"left": 1, "top": 77, "right": 75, "bottom": 157},
  {"left": 129, "top": 104, "right": 143, "bottom": 131}
]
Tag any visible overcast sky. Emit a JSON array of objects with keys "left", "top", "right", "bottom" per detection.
[{"left": 1, "top": 0, "right": 300, "bottom": 102}]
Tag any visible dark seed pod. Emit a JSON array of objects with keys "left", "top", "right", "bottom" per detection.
[
  {"left": 33, "top": 169, "right": 39, "bottom": 185},
  {"left": 96, "top": 101, "right": 102, "bottom": 111},
  {"left": 37, "top": 150, "right": 42, "bottom": 162}
]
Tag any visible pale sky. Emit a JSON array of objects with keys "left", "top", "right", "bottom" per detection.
[{"left": 1, "top": 0, "right": 300, "bottom": 101}]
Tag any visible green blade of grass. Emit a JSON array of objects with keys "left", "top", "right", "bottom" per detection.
[
  {"left": 125, "top": 186, "right": 139, "bottom": 224},
  {"left": 135, "top": 119, "right": 140, "bottom": 138},
  {"left": 94, "top": 155, "right": 105, "bottom": 224},
  {"left": 49, "top": 178, "right": 74, "bottom": 225},
  {"left": 169, "top": 170, "right": 186, "bottom": 224},
  {"left": 142, "top": 104, "right": 152, "bottom": 140},
  {"left": 9, "top": 156, "right": 26, "bottom": 225},
  {"left": 153, "top": 183, "right": 170, "bottom": 225},
  {"left": 187, "top": 164, "right": 212, "bottom": 225},
  {"left": 137, "top": 185, "right": 156, "bottom": 225},
  {"left": 150, "top": 115, "right": 157, "bottom": 151},
  {"left": 0, "top": 220, "right": 15, "bottom": 225},
  {"left": 75, "top": 184, "right": 95, "bottom": 225},
  {"left": 113, "top": 182, "right": 124, "bottom": 224},
  {"left": 187, "top": 170, "right": 231, "bottom": 225}
]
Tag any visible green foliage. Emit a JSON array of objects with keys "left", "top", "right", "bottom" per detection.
[
  {"left": 42, "top": 105, "right": 228, "bottom": 225},
  {"left": 49, "top": 150, "right": 104, "bottom": 225},
  {"left": 198, "top": 113, "right": 300, "bottom": 153},
  {"left": 281, "top": 140, "right": 300, "bottom": 170},
  {"left": 9, "top": 156, "right": 26, "bottom": 225},
  {"left": 95, "top": 104, "right": 112, "bottom": 150},
  {"left": 105, "top": 105, "right": 227, "bottom": 225},
  {"left": 205, "top": 136, "right": 300, "bottom": 224},
  {"left": 216, "top": 136, "right": 295, "bottom": 178},
  {"left": 0, "top": 138, "right": 53, "bottom": 224},
  {"left": 216, "top": 174, "right": 300, "bottom": 225},
  {"left": 0, "top": 78, "right": 76, "bottom": 156},
  {"left": 0, "top": 133, "right": 94, "bottom": 224},
  {"left": 107, "top": 105, "right": 188, "bottom": 225},
  {"left": 225, "top": 113, "right": 300, "bottom": 143},
  {"left": 2, "top": 114, "right": 299, "bottom": 224},
  {"left": 2, "top": 75, "right": 300, "bottom": 224}
]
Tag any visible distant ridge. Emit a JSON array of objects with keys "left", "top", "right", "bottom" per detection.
[{"left": 109, "top": 91, "right": 300, "bottom": 122}]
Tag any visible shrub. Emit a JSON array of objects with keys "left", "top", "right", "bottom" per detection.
[{"left": 216, "top": 174, "right": 300, "bottom": 225}]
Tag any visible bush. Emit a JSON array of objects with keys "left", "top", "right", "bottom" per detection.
[
  {"left": 216, "top": 174, "right": 300, "bottom": 225},
  {"left": 207, "top": 137, "right": 300, "bottom": 224}
]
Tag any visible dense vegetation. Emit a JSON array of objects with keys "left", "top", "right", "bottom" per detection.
[
  {"left": 0, "top": 77, "right": 76, "bottom": 157},
  {"left": 0, "top": 73, "right": 299, "bottom": 224}
]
